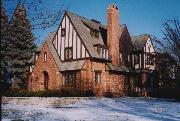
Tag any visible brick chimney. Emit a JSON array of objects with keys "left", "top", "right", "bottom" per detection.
[{"left": 107, "top": 4, "right": 120, "bottom": 66}]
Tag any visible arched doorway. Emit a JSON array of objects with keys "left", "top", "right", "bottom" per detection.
[{"left": 43, "top": 71, "right": 49, "bottom": 90}]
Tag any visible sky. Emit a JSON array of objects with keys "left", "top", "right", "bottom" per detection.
[{"left": 3, "top": 0, "right": 180, "bottom": 45}]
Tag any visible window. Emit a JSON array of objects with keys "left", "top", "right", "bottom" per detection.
[
  {"left": 35, "top": 54, "right": 38, "bottom": 61},
  {"left": 44, "top": 52, "right": 47, "bottom": 62},
  {"left": 97, "top": 47, "right": 101, "bottom": 54},
  {"left": 64, "top": 72, "right": 76, "bottom": 85},
  {"left": 170, "top": 65, "right": 176, "bottom": 79},
  {"left": 95, "top": 31, "right": 99, "bottom": 38},
  {"left": 120, "top": 53, "right": 122, "bottom": 63},
  {"left": 94, "top": 45, "right": 108, "bottom": 59},
  {"left": 65, "top": 47, "right": 72, "bottom": 60},
  {"left": 146, "top": 54, "right": 154, "bottom": 65},
  {"left": 61, "top": 28, "right": 66, "bottom": 37},
  {"left": 128, "top": 55, "right": 131, "bottom": 63},
  {"left": 90, "top": 29, "right": 99, "bottom": 38},
  {"left": 95, "top": 71, "right": 101, "bottom": 83},
  {"left": 134, "top": 75, "right": 141, "bottom": 94},
  {"left": 134, "top": 54, "right": 139, "bottom": 64}
]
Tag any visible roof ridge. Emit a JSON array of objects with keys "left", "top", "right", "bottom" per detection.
[
  {"left": 131, "top": 34, "right": 150, "bottom": 38},
  {"left": 66, "top": 10, "right": 106, "bottom": 27}
]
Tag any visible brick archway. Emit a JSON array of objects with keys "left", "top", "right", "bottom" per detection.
[{"left": 43, "top": 71, "right": 49, "bottom": 90}]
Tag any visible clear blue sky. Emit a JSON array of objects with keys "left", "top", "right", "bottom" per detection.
[{"left": 4, "top": 0, "right": 180, "bottom": 45}]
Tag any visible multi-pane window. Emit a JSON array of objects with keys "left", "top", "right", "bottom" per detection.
[
  {"left": 63, "top": 72, "right": 76, "bottom": 85},
  {"left": 134, "top": 75, "right": 141, "bottom": 94},
  {"left": 146, "top": 54, "right": 154, "bottom": 65},
  {"left": 65, "top": 47, "right": 72, "bottom": 60},
  {"left": 95, "top": 71, "right": 101, "bottom": 83},
  {"left": 61, "top": 28, "right": 66, "bottom": 37},
  {"left": 44, "top": 52, "right": 47, "bottom": 62},
  {"left": 94, "top": 45, "right": 108, "bottom": 59},
  {"left": 170, "top": 65, "right": 176, "bottom": 79}
]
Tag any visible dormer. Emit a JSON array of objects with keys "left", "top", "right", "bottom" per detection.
[
  {"left": 82, "top": 19, "right": 100, "bottom": 39},
  {"left": 90, "top": 29, "right": 99, "bottom": 38}
]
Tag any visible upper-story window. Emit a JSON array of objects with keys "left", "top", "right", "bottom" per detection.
[
  {"left": 94, "top": 44, "right": 109, "bottom": 59},
  {"left": 97, "top": 47, "right": 101, "bottom": 54},
  {"left": 146, "top": 54, "right": 154, "bottom": 65},
  {"left": 134, "top": 54, "right": 139, "bottom": 64},
  {"left": 90, "top": 29, "right": 99, "bottom": 38},
  {"left": 65, "top": 47, "right": 72, "bottom": 60},
  {"left": 44, "top": 52, "right": 47, "bottom": 62},
  {"left": 61, "top": 28, "right": 66, "bottom": 37}
]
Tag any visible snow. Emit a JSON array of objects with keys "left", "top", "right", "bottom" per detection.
[{"left": 2, "top": 97, "right": 180, "bottom": 121}]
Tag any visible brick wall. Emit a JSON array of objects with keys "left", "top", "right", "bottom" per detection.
[
  {"left": 29, "top": 42, "right": 62, "bottom": 91},
  {"left": 29, "top": 44, "right": 128, "bottom": 97},
  {"left": 81, "top": 60, "right": 128, "bottom": 97}
]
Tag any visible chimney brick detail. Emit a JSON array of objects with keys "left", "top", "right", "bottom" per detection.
[{"left": 107, "top": 4, "right": 120, "bottom": 66}]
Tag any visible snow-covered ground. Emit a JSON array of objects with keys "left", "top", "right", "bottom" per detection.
[{"left": 2, "top": 97, "right": 180, "bottom": 121}]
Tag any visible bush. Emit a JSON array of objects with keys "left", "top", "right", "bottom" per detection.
[{"left": 1, "top": 88, "right": 95, "bottom": 97}]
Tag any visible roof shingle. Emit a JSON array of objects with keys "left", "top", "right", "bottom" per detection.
[{"left": 131, "top": 34, "right": 150, "bottom": 51}]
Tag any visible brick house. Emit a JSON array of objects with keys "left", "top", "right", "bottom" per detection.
[{"left": 28, "top": 4, "right": 158, "bottom": 97}]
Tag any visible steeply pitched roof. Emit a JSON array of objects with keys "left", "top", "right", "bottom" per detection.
[
  {"left": 66, "top": 11, "right": 107, "bottom": 58},
  {"left": 131, "top": 34, "right": 150, "bottom": 51},
  {"left": 46, "top": 32, "right": 85, "bottom": 72},
  {"left": 66, "top": 11, "right": 127, "bottom": 59},
  {"left": 28, "top": 53, "right": 35, "bottom": 64}
]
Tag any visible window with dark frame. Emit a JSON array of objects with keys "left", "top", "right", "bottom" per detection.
[
  {"left": 97, "top": 47, "right": 101, "bottom": 54},
  {"left": 44, "top": 52, "right": 47, "bottom": 62},
  {"left": 64, "top": 47, "right": 73, "bottom": 60},
  {"left": 134, "top": 54, "right": 139, "bottom": 64},
  {"left": 95, "top": 71, "right": 101, "bottom": 83},
  {"left": 95, "top": 45, "right": 108, "bottom": 59},
  {"left": 90, "top": 29, "right": 99, "bottom": 38},
  {"left": 95, "top": 31, "right": 99, "bottom": 38},
  {"left": 64, "top": 72, "right": 76, "bottom": 85},
  {"left": 61, "top": 28, "right": 66, "bottom": 37},
  {"left": 146, "top": 54, "right": 154, "bottom": 65}
]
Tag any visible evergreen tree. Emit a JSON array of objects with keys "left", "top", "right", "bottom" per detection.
[
  {"left": 1, "top": 1, "right": 15, "bottom": 90},
  {"left": 10, "top": 3, "right": 37, "bottom": 87},
  {"left": 1, "top": 2, "right": 9, "bottom": 74},
  {"left": 1, "top": 2, "right": 10, "bottom": 78}
]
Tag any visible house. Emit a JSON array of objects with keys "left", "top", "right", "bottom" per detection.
[{"left": 28, "top": 4, "right": 158, "bottom": 97}]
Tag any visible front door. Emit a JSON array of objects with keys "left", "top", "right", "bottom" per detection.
[{"left": 43, "top": 71, "right": 49, "bottom": 90}]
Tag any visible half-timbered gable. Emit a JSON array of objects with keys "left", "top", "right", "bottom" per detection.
[
  {"left": 52, "top": 13, "right": 90, "bottom": 61},
  {"left": 131, "top": 34, "right": 155, "bottom": 70},
  {"left": 144, "top": 37, "right": 155, "bottom": 70}
]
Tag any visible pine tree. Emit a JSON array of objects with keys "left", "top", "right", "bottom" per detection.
[
  {"left": 1, "top": 3, "right": 11, "bottom": 78},
  {"left": 10, "top": 3, "right": 37, "bottom": 87},
  {"left": 1, "top": 3, "right": 8, "bottom": 72}
]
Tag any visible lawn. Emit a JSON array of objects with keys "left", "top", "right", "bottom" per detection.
[{"left": 1, "top": 97, "right": 180, "bottom": 121}]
